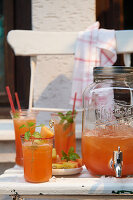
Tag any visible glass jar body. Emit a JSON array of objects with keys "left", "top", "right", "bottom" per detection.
[{"left": 82, "top": 68, "right": 133, "bottom": 176}]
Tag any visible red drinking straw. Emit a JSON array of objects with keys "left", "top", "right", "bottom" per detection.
[
  {"left": 72, "top": 92, "right": 77, "bottom": 115},
  {"left": 15, "top": 92, "right": 21, "bottom": 111},
  {"left": 6, "top": 86, "right": 15, "bottom": 113}
]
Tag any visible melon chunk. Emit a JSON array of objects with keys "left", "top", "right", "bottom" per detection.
[
  {"left": 52, "top": 162, "right": 78, "bottom": 169},
  {"left": 40, "top": 125, "right": 54, "bottom": 138},
  {"left": 52, "top": 148, "right": 61, "bottom": 163},
  {"left": 52, "top": 148, "right": 57, "bottom": 163},
  {"left": 52, "top": 163, "right": 64, "bottom": 169}
]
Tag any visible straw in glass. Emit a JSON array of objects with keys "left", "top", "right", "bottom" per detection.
[
  {"left": 15, "top": 92, "right": 21, "bottom": 111},
  {"left": 6, "top": 86, "right": 15, "bottom": 113}
]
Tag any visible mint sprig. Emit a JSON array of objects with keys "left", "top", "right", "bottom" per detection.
[
  {"left": 61, "top": 147, "right": 80, "bottom": 161},
  {"left": 19, "top": 122, "right": 36, "bottom": 130},
  {"left": 58, "top": 110, "right": 76, "bottom": 131},
  {"left": 27, "top": 122, "right": 35, "bottom": 128},
  {"left": 19, "top": 122, "right": 45, "bottom": 140},
  {"left": 13, "top": 112, "right": 20, "bottom": 118}
]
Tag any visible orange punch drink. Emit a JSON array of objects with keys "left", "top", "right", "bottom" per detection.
[
  {"left": 82, "top": 124, "right": 133, "bottom": 176},
  {"left": 21, "top": 125, "right": 54, "bottom": 183},
  {"left": 51, "top": 111, "right": 77, "bottom": 158},
  {"left": 10, "top": 109, "right": 38, "bottom": 166}
]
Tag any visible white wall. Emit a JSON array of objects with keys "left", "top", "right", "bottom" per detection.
[{"left": 32, "top": 0, "right": 96, "bottom": 125}]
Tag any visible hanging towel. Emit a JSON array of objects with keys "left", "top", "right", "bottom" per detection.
[{"left": 70, "top": 22, "right": 117, "bottom": 107}]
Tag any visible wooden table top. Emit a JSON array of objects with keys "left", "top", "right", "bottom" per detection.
[{"left": 0, "top": 165, "right": 133, "bottom": 199}]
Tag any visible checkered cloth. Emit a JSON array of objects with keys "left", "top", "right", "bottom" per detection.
[{"left": 70, "top": 22, "right": 117, "bottom": 107}]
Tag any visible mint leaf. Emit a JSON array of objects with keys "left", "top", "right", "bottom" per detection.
[
  {"left": 63, "top": 122, "right": 70, "bottom": 131},
  {"left": 61, "top": 150, "right": 69, "bottom": 161},
  {"left": 58, "top": 112, "right": 64, "bottom": 117},
  {"left": 69, "top": 153, "right": 80, "bottom": 161},
  {"left": 61, "top": 147, "right": 80, "bottom": 162},
  {"left": 67, "top": 117, "right": 73, "bottom": 123},
  {"left": 68, "top": 147, "right": 74, "bottom": 155},
  {"left": 19, "top": 124, "right": 26, "bottom": 129},
  {"left": 58, "top": 110, "right": 76, "bottom": 128},
  {"left": 58, "top": 112, "right": 67, "bottom": 124},
  {"left": 27, "top": 122, "right": 35, "bottom": 128},
  {"left": 62, "top": 150, "right": 67, "bottom": 158},
  {"left": 13, "top": 112, "right": 20, "bottom": 118},
  {"left": 24, "top": 131, "right": 31, "bottom": 140},
  {"left": 60, "top": 119, "right": 65, "bottom": 124},
  {"left": 66, "top": 111, "right": 72, "bottom": 115},
  {"left": 61, "top": 156, "right": 67, "bottom": 160}
]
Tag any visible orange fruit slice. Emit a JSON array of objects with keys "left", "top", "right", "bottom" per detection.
[{"left": 40, "top": 125, "right": 54, "bottom": 138}]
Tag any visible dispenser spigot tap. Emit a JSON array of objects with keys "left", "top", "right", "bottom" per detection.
[{"left": 110, "top": 146, "right": 123, "bottom": 177}]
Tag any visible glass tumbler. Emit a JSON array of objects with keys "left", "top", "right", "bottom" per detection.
[
  {"left": 51, "top": 111, "right": 77, "bottom": 158},
  {"left": 21, "top": 135, "right": 53, "bottom": 183},
  {"left": 10, "top": 109, "right": 38, "bottom": 166}
]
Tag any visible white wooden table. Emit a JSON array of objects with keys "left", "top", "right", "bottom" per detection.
[{"left": 0, "top": 166, "right": 133, "bottom": 200}]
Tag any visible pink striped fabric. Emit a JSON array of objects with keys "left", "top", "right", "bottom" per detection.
[{"left": 70, "top": 22, "right": 117, "bottom": 107}]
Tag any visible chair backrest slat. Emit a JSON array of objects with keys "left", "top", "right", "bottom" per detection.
[
  {"left": 116, "top": 30, "right": 133, "bottom": 54},
  {"left": 7, "top": 30, "right": 78, "bottom": 56},
  {"left": 7, "top": 30, "right": 133, "bottom": 56}
]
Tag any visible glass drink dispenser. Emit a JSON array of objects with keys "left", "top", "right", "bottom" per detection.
[{"left": 82, "top": 66, "right": 133, "bottom": 177}]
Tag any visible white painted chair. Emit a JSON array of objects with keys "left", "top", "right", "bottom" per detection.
[{"left": 7, "top": 30, "right": 133, "bottom": 112}]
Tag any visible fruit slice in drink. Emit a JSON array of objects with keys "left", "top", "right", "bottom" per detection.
[{"left": 40, "top": 125, "right": 54, "bottom": 138}]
